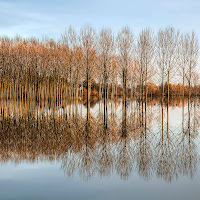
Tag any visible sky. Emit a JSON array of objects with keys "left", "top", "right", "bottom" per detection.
[{"left": 0, "top": 0, "right": 200, "bottom": 39}]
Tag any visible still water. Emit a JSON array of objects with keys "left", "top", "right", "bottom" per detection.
[{"left": 0, "top": 98, "right": 200, "bottom": 200}]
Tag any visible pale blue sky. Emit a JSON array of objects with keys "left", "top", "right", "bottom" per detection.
[{"left": 0, "top": 0, "right": 200, "bottom": 39}]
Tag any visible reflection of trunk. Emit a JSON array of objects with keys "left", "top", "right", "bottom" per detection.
[
  {"left": 86, "top": 72, "right": 90, "bottom": 122},
  {"left": 86, "top": 105, "right": 90, "bottom": 139},
  {"left": 145, "top": 101, "right": 147, "bottom": 138},
  {"left": 188, "top": 100, "right": 191, "bottom": 177},
  {"left": 145, "top": 63, "right": 147, "bottom": 138},
  {"left": 138, "top": 100, "right": 151, "bottom": 179},
  {"left": 188, "top": 97, "right": 190, "bottom": 136},
  {"left": 167, "top": 97, "right": 169, "bottom": 137},
  {"left": 104, "top": 74, "right": 107, "bottom": 131},
  {"left": 122, "top": 91, "right": 127, "bottom": 138}
]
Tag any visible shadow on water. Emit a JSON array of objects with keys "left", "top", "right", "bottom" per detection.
[{"left": 0, "top": 97, "right": 200, "bottom": 182}]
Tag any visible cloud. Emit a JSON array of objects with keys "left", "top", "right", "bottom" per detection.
[
  {"left": 0, "top": 0, "right": 61, "bottom": 38},
  {"left": 160, "top": 0, "right": 200, "bottom": 13},
  {"left": 0, "top": 0, "right": 200, "bottom": 38}
]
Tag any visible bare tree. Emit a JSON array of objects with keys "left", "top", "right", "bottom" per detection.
[
  {"left": 80, "top": 25, "right": 97, "bottom": 121},
  {"left": 117, "top": 26, "right": 134, "bottom": 106},
  {"left": 184, "top": 32, "right": 199, "bottom": 103},
  {"left": 62, "top": 25, "right": 77, "bottom": 102},
  {"left": 98, "top": 27, "right": 115, "bottom": 130},
  {"left": 137, "top": 28, "right": 155, "bottom": 102},
  {"left": 156, "top": 27, "right": 179, "bottom": 99}
]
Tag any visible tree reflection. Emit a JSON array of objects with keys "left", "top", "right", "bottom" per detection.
[
  {"left": 0, "top": 97, "right": 200, "bottom": 182},
  {"left": 135, "top": 101, "right": 153, "bottom": 180}
]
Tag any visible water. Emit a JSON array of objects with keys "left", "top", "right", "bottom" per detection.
[{"left": 0, "top": 98, "right": 200, "bottom": 200}]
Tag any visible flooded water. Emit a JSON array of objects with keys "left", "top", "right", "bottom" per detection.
[{"left": 0, "top": 97, "right": 200, "bottom": 200}]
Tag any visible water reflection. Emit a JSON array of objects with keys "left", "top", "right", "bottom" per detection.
[{"left": 0, "top": 97, "right": 200, "bottom": 182}]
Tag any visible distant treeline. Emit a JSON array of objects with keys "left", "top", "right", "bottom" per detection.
[
  {"left": 0, "top": 25, "right": 199, "bottom": 102},
  {"left": 89, "top": 81, "right": 200, "bottom": 97}
]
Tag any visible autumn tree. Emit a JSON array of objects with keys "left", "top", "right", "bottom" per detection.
[
  {"left": 156, "top": 27, "right": 179, "bottom": 99},
  {"left": 62, "top": 25, "right": 77, "bottom": 101},
  {"left": 80, "top": 25, "right": 97, "bottom": 121},
  {"left": 137, "top": 28, "right": 155, "bottom": 102},
  {"left": 184, "top": 32, "right": 199, "bottom": 103},
  {"left": 98, "top": 27, "right": 115, "bottom": 129},
  {"left": 117, "top": 26, "right": 134, "bottom": 104}
]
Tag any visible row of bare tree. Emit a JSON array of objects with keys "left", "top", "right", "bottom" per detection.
[{"left": 0, "top": 25, "right": 199, "bottom": 103}]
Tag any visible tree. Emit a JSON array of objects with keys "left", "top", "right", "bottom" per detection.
[
  {"left": 62, "top": 25, "right": 77, "bottom": 102},
  {"left": 137, "top": 28, "right": 155, "bottom": 102},
  {"left": 184, "top": 32, "right": 199, "bottom": 103},
  {"left": 80, "top": 25, "right": 97, "bottom": 121},
  {"left": 117, "top": 26, "right": 134, "bottom": 106},
  {"left": 156, "top": 27, "right": 179, "bottom": 100},
  {"left": 98, "top": 27, "right": 115, "bottom": 130}
]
